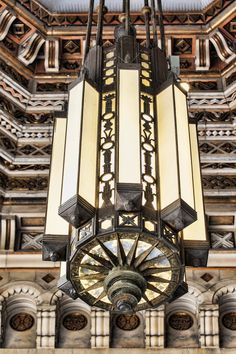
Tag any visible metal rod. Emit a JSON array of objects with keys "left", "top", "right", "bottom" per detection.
[
  {"left": 143, "top": 0, "right": 151, "bottom": 48},
  {"left": 96, "top": 0, "right": 105, "bottom": 46},
  {"left": 157, "top": 0, "right": 166, "bottom": 56},
  {"left": 84, "top": 0, "right": 94, "bottom": 60},
  {"left": 151, "top": 0, "right": 158, "bottom": 47},
  {"left": 125, "top": 0, "right": 130, "bottom": 34},
  {"left": 123, "top": 0, "right": 126, "bottom": 13}
]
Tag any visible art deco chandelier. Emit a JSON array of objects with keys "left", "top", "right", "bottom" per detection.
[{"left": 43, "top": 0, "right": 208, "bottom": 312}]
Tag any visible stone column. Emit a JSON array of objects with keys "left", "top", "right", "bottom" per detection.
[
  {"left": 200, "top": 304, "right": 219, "bottom": 348},
  {"left": 195, "top": 37, "right": 210, "bottom": 71},
  {"left": 91, "top": 309, "right": 109, "bottom": 348},
  {"left": 145, "top": 306, "right": 164, "bottom": 348},
  {"left": 36, "top": 305, "right": 56, "bottom": 348}
]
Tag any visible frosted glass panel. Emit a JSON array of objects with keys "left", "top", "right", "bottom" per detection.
[
  {"left": 174, "top": 86, "right": 195, "bottom": 209},
  {"left": 183, "top": 124, "right": 207, "bottom": 241},
  {"left": 61, "top": 81, "right": 83, "bottom": 204},
  {"left": 79, "top": 82, "right": 99, "bottom": 206},
  {"left": 119, "top": 69, "right": 141, "bottom": 183},
  {"left": 156, "top": 85, "right": 179, "bottom": 209},
  {"left": 45, "top": 118, "right": 69, "bottom": 235}
]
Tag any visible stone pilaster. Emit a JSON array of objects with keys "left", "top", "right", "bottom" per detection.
[
  {"left": 91, "top": 309, "right": 109, "bottom": 348},
  {"left": 0, "top": 216, "right": 16, "bottom": 251},
  {"left": 200, "top": 304, "right": 219, "bottom": 348},
  {"left": 145, "top": 306, "right": 164, "bottom": 348},
  {"left": 36, "top": 305, "right": 56, "bottom": 348}
]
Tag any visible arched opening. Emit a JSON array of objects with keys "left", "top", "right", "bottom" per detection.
[
  {"left": 55, "top": 296, "right": 91, "bottom": 348},
  {"left": 2, "top": 295, "right": 37, "bottom": 348}
]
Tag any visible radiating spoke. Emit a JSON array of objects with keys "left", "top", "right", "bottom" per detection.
[
  {"left": 134, "top": 242, "right": 159, "bottom": 268},
  {"left": 96, "top": 238, "right": 119, "bottom": 266},
  {"left": 81, "top": 249, "right": 113, "bottom": 269},
  {"left": 142, "top": 293, "right": 153, "bottom": 306},
  {"left": 138, "top": 255, "right": 167, "bottom": 271},
  {"left": 126, "top": 234, "right": 139, "bottom": 266},
  {"left": 79, "top": 280, "right": 104, "bottom": 294},
  {"left": 93, "top": 290, "right": 107, "bottom": 304},
  {"left": 146, "top": 275, "right": 171, "bottom": 283},
  {"left": 80, "top": 273, "right": 106, "bottom": 280},
  {"left": 80, "top": 263, "right": 109, "bottom": 274},
  {"left": 142, "top": 267, "right": 172, "bottom": 276},
  {"left": 116, "top": 235, "right": 126, "bottom": 266},
  {"left": 146, "top": 283, "right": 169, "bottom": 297}
]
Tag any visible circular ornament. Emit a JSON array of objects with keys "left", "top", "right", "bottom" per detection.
[
  {"left": 10, "top": 313, "right": 34, "bottom": 331},
  {"left": 116, "top": 314, "right": 140, "bottom": 331},
  {"left": 63, "top": 313, "right": 88, "bottom": 331},
  {"left": 169, "top": 312, "right": 193, "bottom": 331},
  {"left": 222, "top": 312, "right": 236, "bottom": 330}
]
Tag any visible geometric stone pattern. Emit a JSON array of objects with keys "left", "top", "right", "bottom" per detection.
[
  {"left": 208, "top": 212, "right": 236, "bottom": 250},
  {"left": 210, "top": 232, "right": 235, "bottom": 249},
  {"left": 20, "top": 232, "right": 43, "bottom": 250}
]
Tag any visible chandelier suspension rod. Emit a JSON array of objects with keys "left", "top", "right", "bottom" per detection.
[
  {"left": 151, "top": 0, "right": 158, "bottom": 47},
  {"left": 84, "top": 0, "right": 94, "bottom": 60},
  {"left": 157, "top": 0, "right": 166, "bottom": 56},
  {"left": 96, "top": 0, "right": 105, "bottom": 46},
  {"left": 122, "top": 0, "right": 126, "bottom": 13},
  {"left": 143, "top": 0, "right": 151, "bottom": 48},
  {"left": 125, "top": 0, "right": 130, "bottom": 35}
]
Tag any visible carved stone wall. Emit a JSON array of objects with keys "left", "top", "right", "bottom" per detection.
[{"left": 0, "top": 269, "right": 236, "bottom": 349}]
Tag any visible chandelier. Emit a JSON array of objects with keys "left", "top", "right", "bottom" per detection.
[{"left": 43, "top": 0, "right": 208, "bottom": 312}]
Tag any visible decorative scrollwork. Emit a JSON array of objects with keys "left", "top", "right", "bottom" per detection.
[
  {"left": 141, "top": 93, "right": 157, "bottom": 210},
  {"left": 98, "top": 48, "right": 117, "bottom": 212}
]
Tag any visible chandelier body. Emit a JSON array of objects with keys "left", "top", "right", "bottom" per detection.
[{"left": 43, "top": 0, "right": 208, "bottom": 312}]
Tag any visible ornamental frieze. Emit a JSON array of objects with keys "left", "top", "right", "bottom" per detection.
[{"left": 5, "top": 0, "right": 234, "bottom": 27}]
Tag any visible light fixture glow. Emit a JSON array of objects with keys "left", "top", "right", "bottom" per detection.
[{"left": 43, "top": 0, "right": 208, "bottom": 312}]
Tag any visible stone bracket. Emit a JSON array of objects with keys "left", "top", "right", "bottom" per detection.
[
  {"left": 43, "top": 234, "right": 69, "bottom": 262},
  {"left": 184, "top": 240, "right": 209, "bottom": 267}
]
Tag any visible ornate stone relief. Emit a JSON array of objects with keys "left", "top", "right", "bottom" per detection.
[
  {"left": 168, "top": 312, "right": 194, "bottom": 331},
  {"left": 63, "top": 313, "right": 88, "bottom": 331},
  {"left": 14, "top": 0, "right": 235, "bottom": 26},
  {"left": 10, "top": 313, "right": 34, "bottom": 331},
  {"left": 210, "top": 231, "right": 235, "bottom": 249},
  {"left": 116, "top": 314, "right": 140, "bottom": 331},
  {"left": 222, "top": 312, "right": 236, "bottom": 330}
]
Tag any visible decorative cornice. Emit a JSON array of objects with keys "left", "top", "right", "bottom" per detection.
[
  {"left": 8, "top": 0, "right": 234, "bottom": 27},
  {"left": 0, "top": 70, "right": 67, "bottom": 111},
  {"left": 0, "top": 171, "right": 48, "bottom": 191}
]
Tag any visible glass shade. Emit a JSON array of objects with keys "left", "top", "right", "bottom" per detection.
[
  {"left": 61, "top": 78, "right": 99, "bottom": 207},
  {"left": 156, "top": 81, "right": 196, "bottom": 231},
  {"left": 183, "top": 124, "right": 207, "bottom": 241},
  {"left": 45, "top": 117, "right": 69, "bottom": 236},
  {"left": 61, "top": 79, "right": 83, "bottom": 205},
  {"left": 118, "top": 68, "right": 141, "bottom": 184},
  {"left": 78, "top": 81, "right": 99, "bottom": 206}
]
